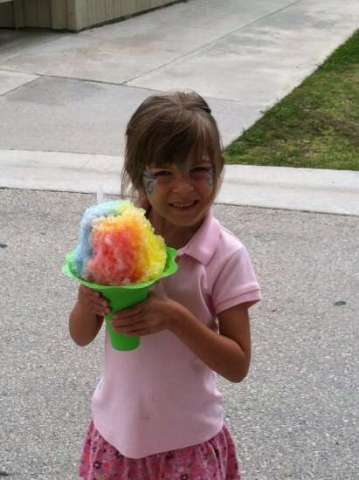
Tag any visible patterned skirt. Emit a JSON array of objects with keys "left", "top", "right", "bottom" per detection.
[{"left": 79, "top": 421, "right": 240, "bottom": 479}]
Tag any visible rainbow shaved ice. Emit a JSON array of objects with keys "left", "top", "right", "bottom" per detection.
[{"left": 74, "top": 200, "right": 167, "bottom": 286}]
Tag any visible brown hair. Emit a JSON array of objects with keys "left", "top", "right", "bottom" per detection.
[{"left": 121, "top": 91, "right": 224, "bottom": 198}]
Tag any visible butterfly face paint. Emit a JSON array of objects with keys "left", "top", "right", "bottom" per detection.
[
  {"left": 175, "top": 156, "right": 215, "bottom": 189},
  {"left": 143, "top": 162, "right": 214, "bottom": 194},
  {"left": 142, "top": 159, "right": 216, "bottom": 231},
  {"left": 143, "top": 171, "right": 156, "bottom": 196}
]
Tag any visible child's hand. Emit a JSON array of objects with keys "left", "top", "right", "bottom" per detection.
[
  {"left": 111, "top": 292, "right": 177, "bottom": 336},
  {"left": 77, "top": 285, "right": 110, "bottom": 317}
]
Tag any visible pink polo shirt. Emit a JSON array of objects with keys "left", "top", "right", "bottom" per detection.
[{"left": 91, "top": 210, "right": 261, "bottom": 459}]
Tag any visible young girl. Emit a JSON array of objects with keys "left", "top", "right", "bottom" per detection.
[{"left": 69, "top": 91, "right": 261, "bottom": 480}]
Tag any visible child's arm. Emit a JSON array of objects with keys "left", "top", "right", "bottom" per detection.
[
  {"left": 111, "top": 295, "right": 251, "bottom": 383},
  {"left": 69, "top": 286, "right": 108, "bottom": 346},
  {"left": 170, "top": 302, "right": 251, "bottom": 383}
]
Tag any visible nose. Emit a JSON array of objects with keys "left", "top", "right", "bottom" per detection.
[{"left": 171, "top": 173, "right": 195, "bottom": 193}]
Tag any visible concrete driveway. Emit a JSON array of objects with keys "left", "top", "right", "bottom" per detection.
[{"left": 0, "top": 188, "right": 358, "bottom": 479}]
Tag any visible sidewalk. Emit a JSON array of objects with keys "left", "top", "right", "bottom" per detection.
[
  {"left": 1, "top": 0, "right": 359, "bottom": 215},
  {"left": 2, "top": 149, "right": 359, "bottom": 215}
]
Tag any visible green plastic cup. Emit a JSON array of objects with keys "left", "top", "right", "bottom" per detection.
[{"left": 62, "top": 247, "right": 178, "bottom": 351}]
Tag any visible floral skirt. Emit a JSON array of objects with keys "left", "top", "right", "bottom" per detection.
[{"left": 79, "top": 421, "right": 240, "bottom": 480}]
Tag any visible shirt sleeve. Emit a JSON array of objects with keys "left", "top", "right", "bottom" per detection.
[{"left": 212, "top": 246, "right": 261, "bottom": 314}]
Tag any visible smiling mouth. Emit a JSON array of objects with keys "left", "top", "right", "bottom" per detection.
[{"left": 169, "top": 200, "right": 198, "bottom": 210}]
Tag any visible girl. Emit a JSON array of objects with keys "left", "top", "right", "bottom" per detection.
[{"left": 69, "top": 91, "right": 261, "bottom": 479}]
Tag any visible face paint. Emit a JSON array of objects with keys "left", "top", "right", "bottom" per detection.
[
  {"left": 207, "top": 166, "right": 214, "bottom": 188},
  {"left": 142, "top": 171, "right": 156, "bottom": 196},
  {"left": 172, "top": 156, "right": 214, "bottom": 184},
  {"left": 144, "top": 163, "right": 214, "bottom": 190},
  {"left": 188, "top": 164, "right": 214, "bottom": 189}
]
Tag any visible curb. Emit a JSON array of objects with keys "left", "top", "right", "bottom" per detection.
[{"left": 1, "top": 149, "right": 359, "bottom": 216}]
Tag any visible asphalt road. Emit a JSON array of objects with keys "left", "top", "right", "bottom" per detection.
[{"left": 1, "top": 188, "right": 358, "bottom": 479}]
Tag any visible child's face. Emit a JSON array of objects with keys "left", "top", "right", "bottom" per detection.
[{"left": 142, "top": 154, "right": 215, "bottom": 229}]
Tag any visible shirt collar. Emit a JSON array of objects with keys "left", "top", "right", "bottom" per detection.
[{"left": 177, "top": 209, "right": 220, "bottom": 265}]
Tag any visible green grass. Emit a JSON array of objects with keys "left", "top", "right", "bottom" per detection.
[{"left": 224, "top": 30, "right": 359, "bottom": 170}]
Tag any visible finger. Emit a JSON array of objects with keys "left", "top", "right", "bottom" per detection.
[
  {"left": 81, "top": 296, "right": 110, "bottom": 314},
  {"left": 113, "top": 324, "right": 153, "bottom": 336},
  {"left": 111, "top": 316, "right": 142, "bottom": 330},
  {"left": 92, "top": 297, "right": 110, "bottom": 311},
  {"left": 113, "top": 305, "right": 143, "bottom": 320},
  {"left": 93, "top": 304, "right": 111, "bottom": 316},
  {"left": 111, "top": 316, "right": 145, "bottom": 329},
  {"left": 79, "top": 285, "right": 106, "bottom": 301},
  {"left": 79, "top": 295, "right": 110, "bottom": 315},
  {"left": 79, "top": 286, "right": 108, "bottom": 304},
  {"left": 119, "top": 318, "right": 157, "bottom": 335},
  {"left": 79, "top": 289, "right": 100, "bottom": 306},
  {"left": 124, "top": 302, "right": 144, "bottom": 314},
  {"left": 79, "top": 285, "right": 97, "bottom": 297}
]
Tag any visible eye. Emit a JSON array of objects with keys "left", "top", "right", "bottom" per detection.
[
  {"left": 190, "top": 166, "right": 213, "bottom": 177},
  {"left": 152, "top": 170, "right": 172, "bottom": 178},
  {"left": 191, "top": 166, "right": 212, "bottom": 173}
]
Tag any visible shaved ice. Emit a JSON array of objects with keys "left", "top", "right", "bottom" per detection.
[{"left": 74, "top": 200, "right": 167, "bottom": 286}]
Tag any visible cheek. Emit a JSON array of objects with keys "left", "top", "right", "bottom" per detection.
[{"left": 143, "top": 184, "right": 165, "bottom": 209}]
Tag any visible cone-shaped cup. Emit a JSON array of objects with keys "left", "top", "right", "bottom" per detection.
[{"left": 62, "top": 247, "right": 177, "bottom": 351}]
